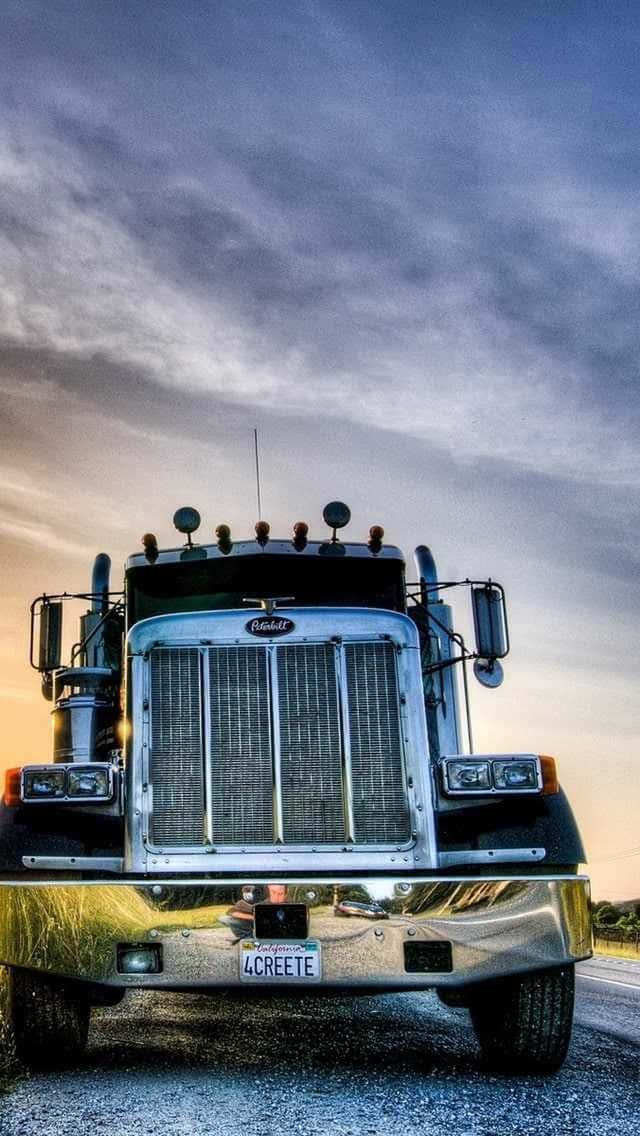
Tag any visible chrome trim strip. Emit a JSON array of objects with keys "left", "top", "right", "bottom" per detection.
[
  {"left": 201, "top": 647, "right": 214, "bottom": 846},
  {"left": 21, "top": 857, "right": 124, "bottom": 871},
  {"left": 268, "top": 645, "right": 284, "bottom": 844},
  {"left": 336, "top": 644, "right": 356, "bottom": 844},
  {"left": 439, "top": 848, "right": 546, "bottom": 867}
]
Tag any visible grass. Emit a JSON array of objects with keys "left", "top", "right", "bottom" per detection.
[
  {"left": 593, "top": 939, "right": 640, "bottom": 962},
  {"left": 0, "top": 886, "right": 231, "bottom": 978}
]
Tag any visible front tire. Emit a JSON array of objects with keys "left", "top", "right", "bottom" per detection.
[
  {"left": 469, "top": 964, "right": 575, "bottom": 1072},
  {"left": 0, "top": 965, "right": 90, "bottom": 1069}
]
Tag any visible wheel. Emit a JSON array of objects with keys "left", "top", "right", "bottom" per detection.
[
  {"left": 469, "top": 964, "right": 575, "bottom": 1072},
  {"left": 0, "top": 965, "right": 90, "bottom": 1069}
]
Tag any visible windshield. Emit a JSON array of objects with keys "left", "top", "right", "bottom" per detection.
[{"left": 127, "top": 553, "right": 405, "bottom": 624}]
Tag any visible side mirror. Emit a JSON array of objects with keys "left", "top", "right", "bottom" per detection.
[
  {"left": 472, "top": 585, "right": 508, "bottom": 660},
  {"left": 37, "top": 601, "right": 63, "bottom": 672}
]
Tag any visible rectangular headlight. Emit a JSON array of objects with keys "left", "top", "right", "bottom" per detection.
[
  {"left": 441, "top": 754, "right": 543, "bottom": 796},
  {"left": 492, "top": 758, "right": 540, "bottom": 791},
  {"left": 22, "top": 768, "right": 67, "bottom": 800},
  {"left": 443, "top": 760, "right": 491, "bottom": 793},
  {"left": 20, "top": 763, "right": 115, "bottom": 803},
  {"left": 67, "top": 766, "right": 111, "bottom": 798}
]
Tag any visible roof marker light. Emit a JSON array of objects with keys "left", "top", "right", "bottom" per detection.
[
  {"left": 255, "top": 520, "right": 270, "bottom": 546},
  {"left": 216, "top": 524, "right": 232, "bottom": 555},
  {"left": 293, "top": 522, "right": 309, "bottom": 551},
  {"left": 368, "top": 525, "right": 384, "bottom": 554},
  {"left": 142, "top": 533, "right": 159, "bottom": 563}
]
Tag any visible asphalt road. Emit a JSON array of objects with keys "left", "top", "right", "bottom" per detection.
[{"left": 0, "top": 955, "right": 638, "bottom": 1136}]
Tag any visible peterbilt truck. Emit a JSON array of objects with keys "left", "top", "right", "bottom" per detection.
[{"left": 0, "top": 502, "right": 591, "bottom": 1071}]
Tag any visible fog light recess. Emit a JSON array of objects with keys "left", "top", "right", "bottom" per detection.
[
  {"left": 404, "top": 941, "right": 453, "bottom": 973},
  {"left": 117, "top": 944, "right": 163, "bottom": 974}
]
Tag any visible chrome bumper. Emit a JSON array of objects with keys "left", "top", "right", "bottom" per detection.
[{"left": 0, "top": 876, "right": 591, "bottom": 990}]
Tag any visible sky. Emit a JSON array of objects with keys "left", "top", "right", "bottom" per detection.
[{"left": 0, "top": 0, "right": 638, "bottom": 899}]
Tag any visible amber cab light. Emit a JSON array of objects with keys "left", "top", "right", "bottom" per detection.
[
  {"left": 540, "top": 755, "right": 559, "bottom": 795},
  {"left": 3, "top": 767, "right": 22, "bottom": 807}
]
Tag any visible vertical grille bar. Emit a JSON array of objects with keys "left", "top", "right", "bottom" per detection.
[
  {"left": 208, "top": 646, "right": 273, "bottom": 843},
  {"left": 336, "top": 647, "right": 356, "bottom": 843},
  {"left": 345, "top": 642, "right": 410, "bottom": 844},
  {"left": 277, "top": 643, "right": 346, "bottom": 843},
  {"left": 149, "top": 648, "right": 205, "bottom": 846}
]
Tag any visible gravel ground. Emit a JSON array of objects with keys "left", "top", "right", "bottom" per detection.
[{"left": 0, "top": 963, "right": 638, "bottom": 1136}]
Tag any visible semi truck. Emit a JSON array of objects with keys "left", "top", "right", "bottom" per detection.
[{"left": 0, "top": 501, "right": 591, "bottom": 1071}]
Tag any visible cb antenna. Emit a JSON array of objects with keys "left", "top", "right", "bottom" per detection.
[{"left": 253, "top": 427, "right": 263, "bottom": 520}]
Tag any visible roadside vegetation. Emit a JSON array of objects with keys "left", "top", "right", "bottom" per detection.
[{"left": 592, "top": 899, "right": 640, "bottom": 960}]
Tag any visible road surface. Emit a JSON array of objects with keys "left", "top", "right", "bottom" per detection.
[{"left": 0, "top": 955, "right": 638, "bottom": 1135}]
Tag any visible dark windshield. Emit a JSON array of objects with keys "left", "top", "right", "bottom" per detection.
[{"left": 127, "top": 553, "right": 405, "bottom": 624}]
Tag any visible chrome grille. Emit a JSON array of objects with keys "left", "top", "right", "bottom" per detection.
[
  {"left": 278, "top": 644, "right": 345, "bottom": 843},
  {"left": 149, "top": 649, "right": 205, "bottom": 846},
  {"left": 147, "top": 639, "right": 410, "bottom": 849},
  {"left": 208, "top": 647, "right": 273, "bottom": 843},
  {"left": 345, "top": 642, "right": 410, "bottom": 843}
]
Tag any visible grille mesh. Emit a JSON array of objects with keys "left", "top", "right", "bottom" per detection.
[
  {"left": 149, "top": 649, "right": 205, "bottom": 845},
  {"left": 147, "top": 639, "right": 410, "bottom": 849},
  {"left": 208, "top": 647, "right": 273, "bottom": 843},
  {"left": 278, "top": 644, "right": 345, "bottom": 843},
  {"left": 345, "top": 642, "right": 410, "bottom": 843}
]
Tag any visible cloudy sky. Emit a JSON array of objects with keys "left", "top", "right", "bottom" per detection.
[{"left": 1, "top": 1, "right": 638, "bottom": 898}]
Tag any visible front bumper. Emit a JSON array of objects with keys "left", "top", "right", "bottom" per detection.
[{"left": 0, "top": 876, "right": 591, "bottom": 990}]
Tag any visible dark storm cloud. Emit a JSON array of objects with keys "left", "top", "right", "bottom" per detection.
[{"left": 0, "top": 0, "right": 639, "bottom": 487}]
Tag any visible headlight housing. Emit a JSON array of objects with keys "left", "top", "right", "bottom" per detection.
[
  {"left": 441, "top": 754, "right": 545, "bottom": 796},
  {"left": 22, "top": 768, "right": 66, "bottom": 800},
  {"left": 20, "top": 763, "right": 116, "bottom": 803}
]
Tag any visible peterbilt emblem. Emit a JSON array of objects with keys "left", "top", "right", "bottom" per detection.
[{"left": 246, "top": 616, "right": 296, "bottom": 637}]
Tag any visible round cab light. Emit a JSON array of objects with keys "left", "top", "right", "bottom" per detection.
[
  {"left": 173, "top": 507, "right": 201, "bottom": 536},
  {"left": 322, "top": 501, "right": 351, "bottom": 530}
]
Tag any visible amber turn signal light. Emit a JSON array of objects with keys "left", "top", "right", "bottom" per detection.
[
  {"left": 540, "top": 755, "right": 559, "bottom": 795},
  {"left": 142, "top": 533, "right": 159, "bottom": 563},
  {"left": 3, "top": 767, "right": 22, "bottom": 807},
  {"left": 255, "top": 521, "right": 270, "bottom": 545},
  {"left": 293, "top": 521, "right": 308, "bottom": 550}
]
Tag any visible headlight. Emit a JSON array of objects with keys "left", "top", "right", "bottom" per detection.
[
  {"left": 20, "top": 763, "right": 115, "bottom": 803},
  {"left": 23, "top": 768, "right": 66, "bottom": 800},
  {"left": 492, "top": 759, "right": 539, "bottom": 790},
  {"left": 68, "top": 767, "right": 111, "bottom": 798},
  {"left": 441, "top": 754, "right": 544, "bottom": 796},
  {"left": 443, "top": 760, "right": 491, "bottom": 792}
]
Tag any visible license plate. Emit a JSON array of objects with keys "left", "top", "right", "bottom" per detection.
[{"left": 239, "top": 940, "right": 321, "bottom": 983}]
